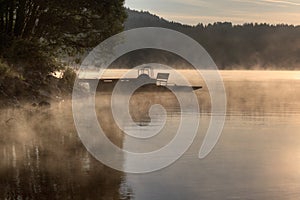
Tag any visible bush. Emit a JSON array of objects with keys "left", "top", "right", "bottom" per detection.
[
  {"left": 60, "top": 67, "right": 76, "bottom": 91},
  {"left": 4, "top": 39, "right": 61, "bottom": 79}
]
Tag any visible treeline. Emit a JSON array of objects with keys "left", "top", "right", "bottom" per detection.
[{"left": 124, "top": 9, "right": 300, "bottom": 70}]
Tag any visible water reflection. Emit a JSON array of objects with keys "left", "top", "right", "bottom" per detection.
[
  {"left": 0, "top": 71, "right": 300, "bottom": 199},
  {"left": 124, "top": 75, "right": 300, "bottom": 200},
  {"left": 0, "top": 106, "right": 132, "bottom": 199}
]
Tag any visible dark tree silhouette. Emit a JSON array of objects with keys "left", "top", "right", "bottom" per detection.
[
  {"left": 0, "top": 0, "right": 126, "bottom": 78},
  {"left": 1, "top": 0, "right": 126, "bottom": 50}
]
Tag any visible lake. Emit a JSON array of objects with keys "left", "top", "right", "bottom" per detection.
[{"left": 1, "top": 70, "right": 300, "bottom": 199}]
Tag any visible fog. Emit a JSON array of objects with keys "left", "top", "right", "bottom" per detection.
[
  {"left": 0, "top": 70, "right": 300, "bottom": 199},
  {"left": 0, "top": 103, "right": 131, "bottom": 199}
]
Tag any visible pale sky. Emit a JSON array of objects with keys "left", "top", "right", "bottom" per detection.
[{"left": 125, "top": 0, "right": 300, "bottom": 25}]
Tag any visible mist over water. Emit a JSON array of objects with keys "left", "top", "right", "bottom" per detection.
[
  {"left": 0, "top": 103, "right": 132, "bottom": 199},
  {"left": 0, "top": 70, "right": 300, "bottom": 199}
]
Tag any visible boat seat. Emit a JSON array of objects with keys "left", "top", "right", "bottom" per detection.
[{"left": 156, "top": 73, "right": 170, "bottom": 86}]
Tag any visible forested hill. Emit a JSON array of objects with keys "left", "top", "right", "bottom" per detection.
[{"left": 124, "top": 9, "right": 300, "bottom": 70}]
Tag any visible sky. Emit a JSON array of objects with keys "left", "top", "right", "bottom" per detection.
[{"left": 125, "top": 0, "right": 300, "bottom": 25}]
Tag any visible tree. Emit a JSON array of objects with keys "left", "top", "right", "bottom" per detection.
[
  {"left": 0, "top": 0, "right": 127, "bottom": 77},
  {"left": 1, "top": 0, "right": 126, "bottom": 50}
]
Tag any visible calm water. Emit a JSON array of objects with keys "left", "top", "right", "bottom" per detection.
[{"left": 1, "top": 70, "right": 300, "bottom": 199}]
